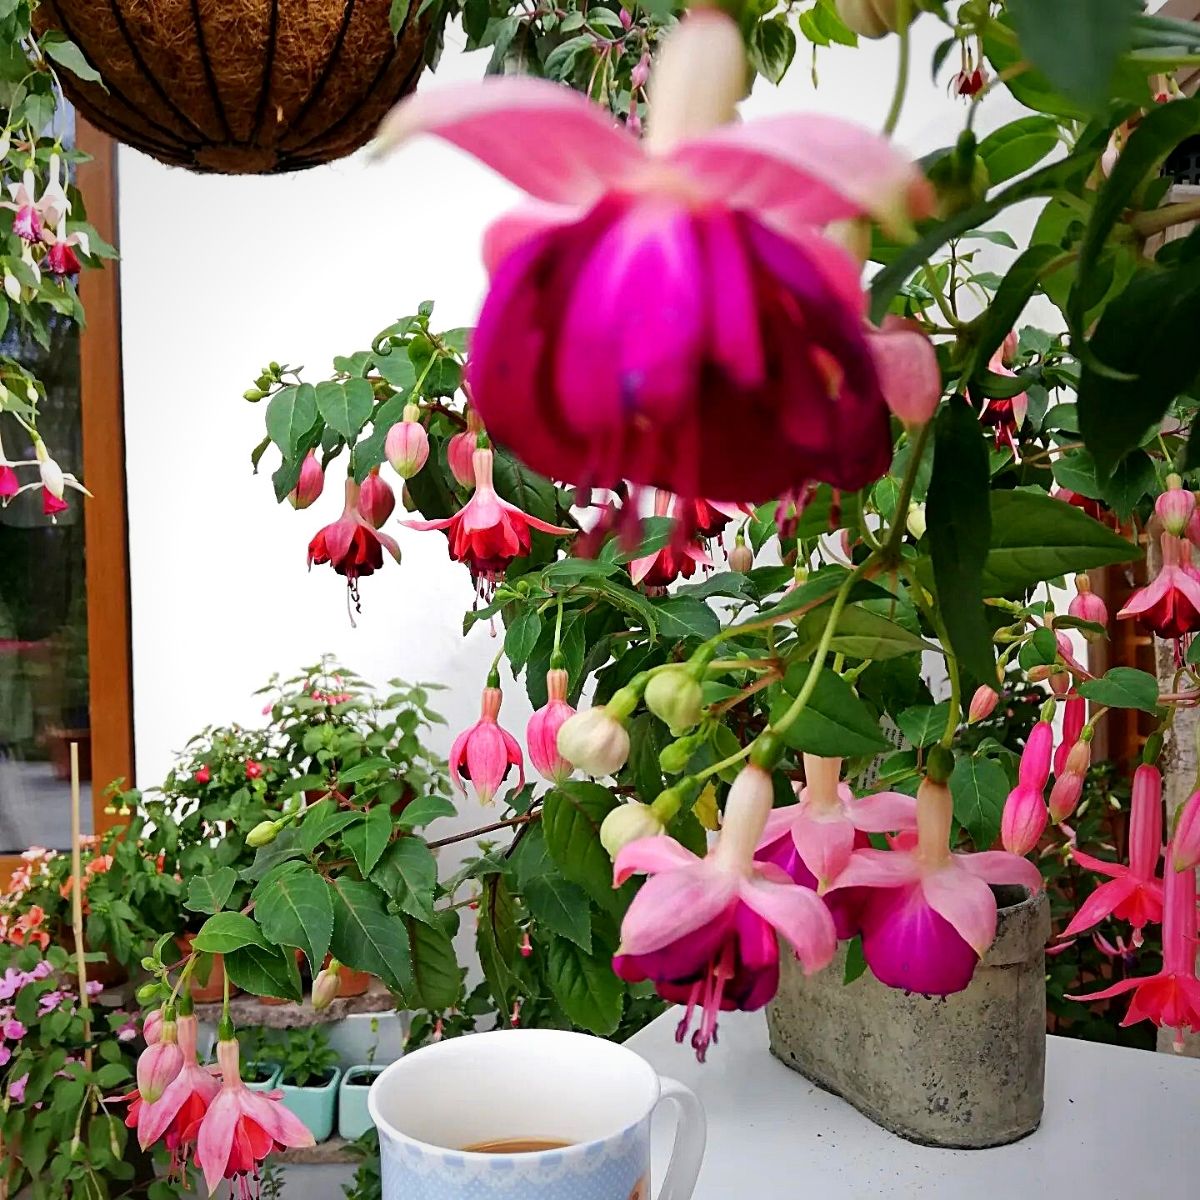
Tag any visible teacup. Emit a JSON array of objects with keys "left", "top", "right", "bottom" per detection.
[{"left": 368, "top": 1027, "right": 706, "bottom": 1200}]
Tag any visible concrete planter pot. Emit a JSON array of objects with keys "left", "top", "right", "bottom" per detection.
[
  {"left": 767, "top": 885, "right": 1050, "bottom": 1149},
  {"left": 338, "top": 1066, "right": 384, "bottom": 1141},
  {"left": 278, "top": 1068, "right": 341, "bottom": 1142}
]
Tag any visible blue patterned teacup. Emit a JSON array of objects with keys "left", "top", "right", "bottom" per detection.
[{"left": 368, "top": 1028, "right": 705, "bottom": 1200}]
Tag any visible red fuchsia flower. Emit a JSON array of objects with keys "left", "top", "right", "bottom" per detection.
[
  {"left": 967, "top": 685, "right": 999, "bottom": 724},
  {"left": 405, "top": 447, "right": 571, "bottom": 594},
  {"left": 357, "top": 468, "right": 396, "bottom": 528},
  {"left": 450, "top": 674, "right": 525, "bottom": 804},
  {"left": 1055, "top": 486, "right": 1109, "bottom": 524},
  {"left": 1001, "top": 718, "right": 1053, "bottom": 856},
  {"left": 33, "top": 438, "right": 88, "bottom": 519},
  {"left": 44, "top": 221, "right": 88, "bottom": 279},
  {"left": 614, "top": 763, "right": 837, "bottom": 1060},
  {"left": 1049, "top": 731, "right": 1093, "bottom": 825},
  {"left": 1068, "top": 574, "right": 1108, "bottom": 635},
  {"left": 828, "top": 772, "right": 1043, "bottom": 995},
  {"left": 194, "top": 765, "right": 211, "bottom": 784},
  {"left": 1118, "top": 531, "right": 1200, "bottom": 639},
  {"left": 378, "top": 10, "right": 930, "bottom": 508},
  {"left": 385, "top": 405, "right": 430, "bottom": 479},
  {"left": 1070, "top": 843, "right": 1200, "bottom": 1048},
  {"left": 197, "top": 1035, "right": 314, "bottom": 1197},
  {"left": 867, "top": 316, "right": 942, "bottom": 427},
  {"left": 308, "top": 479, "right": 401, "bottom": 585},
  {"left": 629, "top": 491, "right": 714, "bottom": 588},
  {"left": 1062, "top": 763, "right": 1164, "bottom": 946},
  {"left": 755, "top": 754, "right": 917, "bottom": 938},
  {"left": 1156, "top": 475, "right": 1195, "bottom": 537},
  {"left": 287, "top": 452, "right": 324, "bottom": 510},
  {"left": 1172, "top": 788, "right": 1200, "bottom": 872},
  {"left": 526, "top": 665, "right": 576, "bottom": 784},
  {"left": 244, "top": 760, "right": 264, "bottom": 781},
  {"left": 684, "top": 498, "right": 750, "bottom": 539}
]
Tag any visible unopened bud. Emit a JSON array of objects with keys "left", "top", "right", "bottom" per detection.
[
  {"left": 644, "top": 667, "right": 704, "bottom": 735},
  {"left": 557, "top": 706, "right": 631, "bottom": 777},
  {"left": 906, "top": 503, "right": 927, "bottom": 540},
  {"left": 312, "top": 963, "right": 341, "bottom": 1011},
  {"left": 1172, "top": 788, "right": 1200, "bottom": 871},
  {"left": 1001, "top": 783, "right": 1048, "bottom": 856},
  {"left": 660, "top": 733, "right": 703, "bottom": 775},
  {"left": 137, "top": 1037, "right": 184, "bottom": 1104},
  {"left": 967, "top": 685, "right": 1000, "bottom": 724},
  {"left": 385, "top": 406, "right": 430, "bottom": 479},
  {"left": 288, "top": 451, "right": 325, "bottom": 510},
  {"left": 247, "top": 820, "right": 282, "bottom": 848},
  {"left": 730, "top": 539, "right": 753, "bottom": 574},
  {"left": 1156, "top": 477, "right": 1195, "bottom": 537},
  {"left": 243, "top": 388, "right": 265, "bottom": 402},
  {"left": 358, "top": 468, "right": 396, "bottom": 528},
  {"left": 1049, "top": 740, "right": 1091, "bottom": 824},
  {"left": 835, "top": 0, "right": 912, "bottom": 37},
  {"left": 1068, "top": 574, "right": 1108, "bottom": 636},
  {"left": 600, "top": 801, "right": 665, "bottom": 859}
]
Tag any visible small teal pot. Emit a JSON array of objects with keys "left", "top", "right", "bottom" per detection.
[
  {"left": 339, "top": 1066, "right": 384, "bottom": 1141},
  {"left": 278, "top": 1067, "right": 341, "bottom": 1142},
  {"left": 242, "top": 1063, "right": 281, "bottom": 1093}
]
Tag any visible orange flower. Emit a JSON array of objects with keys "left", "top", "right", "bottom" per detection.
[{"left": 9, "top": 905, "right": 49, "bottom": 950}]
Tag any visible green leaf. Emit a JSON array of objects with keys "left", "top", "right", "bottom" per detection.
[
  {"left": 390, "top": 0, "right": 411, "bottom": 31},
  {"left": 184, "top": 866, "right": 237, "bottom": 916},
  {"left": 315, "top": 379, "right": 373, "bottom": 441},
  {"left": 372, "top": 838, "right": 438, "bottom": 923},
  {"left": 735, "top": 566, "right": 882, "bottom": 629},
  {"left": 544, "top": 33, "right": 593, "bottom": 79},
  {"left": 344, "top": 806, "right": 393, "bottom": 877},
  {"left": 407, "top": 916, "right": 460, "bottom": 1010},
  {"left": 395, "top": 794, "right": 456, "bottom": 828},
  {"left": 795, "top": 605, "right": 933, "bottom": 661},
  {"left": 329, "top": 878, "right": 413, "bottom": 994},
  {"left": 41, "top": 32, "right": 104, "bottom": 83},
  {"left": 224, "top": 943, "right": 303, "bottom": 1002},
  {"left": 1007, "top": 0, "right": 1138, "bottom": 112},
  {"left": 265, "top": 383, "right": 319, "bottom": 461},
  {"left": 652, "top": 596, "right": 721, "bottom": 642},
  {"left": 981, "top": 490, "right": 1140, "bottom": 593},
  {"left": 977, "top": 116, "right": 1061, "bottom": 186},
  {"left": 897, "top": 703, "right": 952, "bottom": 749},
  {"left": 772, "top": 669, "right": 891, "bottom": 758},
  {"left": 504, "top": 609, "right": 543, "bottom": 674},
  {"left": 748, "top": 15, "right": 796, "bottom": 85},
  {"left": 543, "top": 782, "right": 623, "bottom": 910},
  {"left": 477, "top": 875, "right": 519, "bottom": 1012},
  {"left": 192, "top": 912, "right": 269, "bottom": 954},
  {"left": 844, "top": 936, "right": 868, "bottom": 985},
  {"left": 299, "top": 799, "right": 362, "bottom": 855},
  {"left": 928, "top": 398, "right": 995, "bottom": 682},
  {"left": 1018, "top": 627, "right": 1059, "bottom": 671},
  {"left": 1078, "top": 667, "right": 1160, "bottom": 714},
  {"left": 950, "top": 754, "right": 1010, "bottom": 851},
  {"left": 546, "top": 938, "right": 624, "bottom": 1035},
  {"left": 525, "top": 876, "right": 592, "bottom": 952},
  {"left": 254, "top": 866, "right": 333, "bottom": 974},
  {"left": 337, "top": 756, "right": 397, "bottom": 784}
]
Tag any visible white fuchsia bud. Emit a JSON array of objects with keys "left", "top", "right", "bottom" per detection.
[
  {"left": 1156, "top": 476, "right": 1195, "bottom": 538},
  {"left": 288, "top": 451, "right": 325, "bottom": 510},
  {"left": 906, "top": 503, "right": 927, "bottom": 540},
  {"left": 557, "top": 706, "right": 631, "bottom": 778},
  {"left": 385, "top": 405, "right": 430, "bottom": 479},
  {"left": 312, "top": 962, "right": 341, "bottom": 1011},
  {"left": 358, "top": 468, "right": 396, "bottom": 528},
  {"left": 600, "top": 801, "right": 666, "bottom": 859},
  {"left": 644, "top": 667, "right": 704, "bottom": 735}
]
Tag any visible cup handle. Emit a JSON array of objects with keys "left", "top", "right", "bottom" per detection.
[{"left": 654, "top": 1075, "right": 706, "bottom": 1200}]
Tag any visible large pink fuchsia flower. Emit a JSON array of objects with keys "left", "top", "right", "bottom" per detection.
[
  {"left": 197, "top": 1035, "right": 314, "bottom": 1197},
  {"left": 755, "top": 754, "right": 917, "bottom": 937},
  {"left": 1060, "top": 763, "right": 1164, "bottom": 946},
  {"left": 828, "top": 772, "right": 1043, "bottom": 995},
  {"left": 613, "top": 763, "right": 836, "bottom": 1061},
  {"left": 526, "top": 665, "right": 575, "bottom": 784},
  {"left": 405, "top": 446, "right": 571, "bottom": 595},
  {"left": 377, "top": 10, "right": 931, "bottom": 506},
  {"left": 308, "top": 479, "right": 401, "bottom": 585},
  {"left": 1070, "top": 840, "right": 1200, "bottom": 1048},
  {"left": 629, "top": 491, "right": 714, "bottom": 589},
  {"left": 1118, "top": 531, "right": 1200, "bottom": 639},
  {"left": 450, "top": 673, "right": 525, "bottom": 804}
]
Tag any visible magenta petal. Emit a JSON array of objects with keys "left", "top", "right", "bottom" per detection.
[
  {"left": 619, "top": 864, "right": 737, "bottom": 955},
  {"left": 698, "top": 207, "right": 765, "bottom": 389},
  {"left": 483, "top": 200, "right": 577, "bottom": 274},
  {"left": 738, "top": 873, "right": 836, "bottom": 974}
]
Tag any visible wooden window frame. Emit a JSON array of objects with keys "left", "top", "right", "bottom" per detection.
[{"left": 0, "top": 120, "right": 132, "bottom": 884}]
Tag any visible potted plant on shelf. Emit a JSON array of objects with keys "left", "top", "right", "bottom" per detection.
[
  {"left": 338, "top": 1019, "right": 386, "bottom": 1142},
  {"left": 266, "top": 1027, "right": 342, "bottom": 1143}
]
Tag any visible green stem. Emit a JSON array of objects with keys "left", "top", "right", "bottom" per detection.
[
  {"left": 922, "top": 263, "right": 964, "bottom": 329},
  {"left": 882, "top": 421, "right": 932, "bottom": 561},
  {"left": 882, "top": 0, "right": 912, "bottom": 137},
  {"left": 553, "top": 596, "right": 564, "bottom": 653}
]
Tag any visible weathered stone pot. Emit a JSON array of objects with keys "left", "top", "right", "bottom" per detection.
[{"left": 767, "top": 885, "right": 1050, "bottom": 1149}]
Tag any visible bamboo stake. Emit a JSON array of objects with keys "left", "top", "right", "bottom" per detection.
[{"left": 69, "top": 743, "right": 92, "bottom": 1070}]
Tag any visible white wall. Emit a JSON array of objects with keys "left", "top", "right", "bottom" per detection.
[{"left": 118, "top": 20, "right": 1044, "bottom": 814}]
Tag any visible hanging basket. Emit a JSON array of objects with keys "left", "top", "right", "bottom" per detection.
[{"left": 34, "top": 1, "right": 427, "bottom": 174}]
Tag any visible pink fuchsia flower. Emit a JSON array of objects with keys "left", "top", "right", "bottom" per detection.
[
  {"left": 385, "top": 405, "right": 430, "bottom": 479},
  {"left": 867, "top": 316, "right": 941, "bottom": 427},
  {"left": 0, "top": 968, "right": 28, "bottom": 1002},
  {"left": 2, "top": 168, "right": 44, "bottom": 242},
  {"left": 405, "top": 447, "right": 571, "bottom": 593},
  {"left": 450, "top": 674, "right": 525, "bottom": 804},
  {"left": 44, "top": 221, "right": 88, "bottom": 278},
  {"left": 1172, "top": 788, "right": 1200, "bottom": 872},
  {"left": 1062, "top": 763, "right": 1164, "bottom": 946},
  {"left": 526, "top": 665, "right": 576, "bottom": 784},
  {"left": 447, "top": 410, "right": 484, "bottom": 488},
  {"left": 614, "top": 763, "right": 837, "bottom": 1061},
  {"left": 828, "top": 773, "right": 1043, "bottom": 995},
  {"left": 378, "top": 10, "right": 930, "bottom": 507},
  {"left": 1070, "top": 844, "right": 1200, "bottom": 1047},
  {"left": 287, "top": 452, "right": 325, "bottom": 510},
  {"left": 629, "top": 492, "right": 714, "bottom": 588},
  {"left": 1118, "top": 531, "right": 1200, "bottom": 639},
  {"left": 1156, "top": 475, "right": 1195, "bottom": 537},
  {"left": 357, "top": 468, "right": 396, "bottom": 528},
  {"left": 308, "top": 478, "right": 401, "bottom": 586},
  {"left": 967, "top": 685, "right": 1000, "bottom": 724},
  {"left": 135, "top": 1014, "right": 220, "bottom": 1167},
  {"left": 197, "top": 1036, "right": 314, "bottom": 1196},
  {"left": 1068, "top": 574, "right": 1108, "bottom": 635}
]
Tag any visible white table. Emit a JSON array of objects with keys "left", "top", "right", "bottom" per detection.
[{"left": 631, "top": 1010, "right": 1200, "bottom": 1199}]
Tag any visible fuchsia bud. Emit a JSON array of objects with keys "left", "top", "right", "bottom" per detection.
[
  {"left": 1068, "top": 574, "right": 1108, "bottom": 635},
  {"left": 526, "top": 667, "right": 576, "bottom": 784},
  {"left": 288, "top": 451, "right": 325, "bottom": 510},
  {"left": 311, "top": 963, "right": 341, "bottom": 1011},
  {"left": 1055, "top": 695, "right": 1086, "bottom": 777},
  {"left": 600, "top": 801, "right": 665, "bottom": 859},
  {"left": 644, "top": 666, "right": 704, "bottom": 735},
  {"left": 1129, "top": 764, "right": 1163, "bottom": 881},
  {"left": 385, "top": 405, "right": 430, "bottom": 479},
  {"left": 142, "top": 1008, "right": 164, "bottom": 1045},
  {"left": 619, "top": 6, "right": 632, "bottom": 28},
  {"left": 1002, "top": 784, "right": 1048, "bottom": 857},
  {"left": 1156, "top": 476, "right": 1195, "bottom": 538},
  {"left": 967, "top": 685, "right": 999, "bottom": 724},
  {"left": 448, "top": 410, "right": 484, "bottom": 488},
  {"left": 557, "top": 703, "right": 632, "bottom": 778},
  {"left": 137, "top": 1019, "right": 183, "bottom": 1104},
  {"left": 1172, "top": 789, "right": 1200, "bottom": 871},
  {"left": 1049, "top": 735, "right": 1092, "bottom": 824},
  {"left": 730, "top": 538, "right": 753, "bottom": 574},
  {"left": 631, "top": 51, "right": 652, "bottom": 89},
  {"left": 358, "top": 468, "right": 396, "bottom": 528},
  {"left": 1018, "top": 721, "right": 1054, "bottom": 791}
]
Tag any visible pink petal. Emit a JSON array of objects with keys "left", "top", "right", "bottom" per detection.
[
  {"left": 921, "top": 864, "right": 997, "bottom": 956},
  {"left": 1069, "top": 848, "right": 1127, "bottom": 881},
  {"left": 618, "top": 865, "right": 737, "bottom": 955},
  {"left": 824, "top": 847, "right": 921, "bottom": 892},
  {"left": 401, "top": 516, "right": 454, "bottom": 531},
  {"left": 1067, "top": 974, "right": 1145, "bottom": 1003},
  {"left": 376, "top": 77, "right": 643, "bottom": 205},
  {"left": 242, "top": 1090, "right": 315, "bottom": 1149},
  {"left": 375, "top": 528, "right": 402, "bottom": 563},
  {"left": 1061, "top": 876, "right": 1139, "bottom": 939},
  {"left": 447, "top": 727, "right": 471, "bottom": 795},
  {"left": 465, "top": 723, "right": 510, "bottom": 802},
  {"left": 669, "top": 113, "right": 932, "bottom": 236},
  {"left": 738, "top": 873, "right": 837, "bottom": 973},
  {"left": 197, "top": 1089, "right": 240, "bottom": 1194},
  {"left": 849, "top": 790, "right": 919, "bottom": 834},
  {"left": 757, "top": 804, "right": 800, "bottom": 851},
  {"left": 628, "top": 550, "right": 661, "bottom": 586},
  {"left": 613, "top": 835, "right": 701, "bottom": 885},
  {"left": 483, "top": 201, "right": 577, "bottom": 274},
  {"left": 498, "top": 726, "right": 527, "bottom": 793},
  {"left": 957, "top": 850, "right": 1045, "bottom": 893},
  {"left": 791, "top": 809, "right": 857, "bottom": 890}
]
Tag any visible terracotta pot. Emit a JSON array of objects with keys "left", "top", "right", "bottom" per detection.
[
  {"left": 34, "top": 0, "right": 428, "bottom": 175},
  {"left": 62, "top": 928, "right": 126, "bottom": 987},
  {"left": 177, "top": 933, "right": 235, "bottom": 1004}
]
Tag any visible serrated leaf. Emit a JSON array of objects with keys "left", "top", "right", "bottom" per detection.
[
  {"left": 795, "top": 606, "right": 934, "bottom": 661},
  {"left": 652, "top": 595, "right": 721, "bottom": 642},
  {"left": 950, "top": 754, "right": 1009, "bottom": 849},
  {"left": 329, "top": 878, "right": 412, "bottom": 994},
  {"left": 344, "top": 806, "right": 393, "bottom": 877},
  {"left": 184, "top": 866, "right": 237, "bottom": 916},
  {"left": 254, "top": 866, "right": 333, "bottom": 974},
  {"left": 407, "top": 916, "right": 460, "bottom": 1010},
  {"left": 192, "top": 912, "right": 268, "bottom": 955},
  {"left": 315, "top": 379, "right": 373, "bottom": 440},
  {"left": 504, "top": 609, "right": 543, "bottom": 674},
  {"left": 546, "top": 938, "right": 623, "bottom": 1035},
  {"left": 525, "top": 876, "right": 592, "bottom": 952},
  {"left": 978, "top": 116, "right": 1061, "bottom": 186},
  {"left": 772, "top": 669, "right": 891, "bottom": 757},
  {"left": 372, "top": 838, "right": 437, "bottom": 923},
  {"left": 265, "top": 384, "right": 318, "bottom": 460},
  {"left": 224, "top": 943, "right": 303, "bottom": 1002},
  {"left": 543, "top": 782, "right": 623, "bottom": 911},
  {"left": 299, "top": 799, "right": 361, "bottom": 855},
  {"left": 395, "top": 794, "right": 456, "bottom": 828},
  {"left": 896, "top": 702, "right": 952, "bottom": 749},
  {"left": 1078, "top": 667, "right": 1160, "bottom": 714}
]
